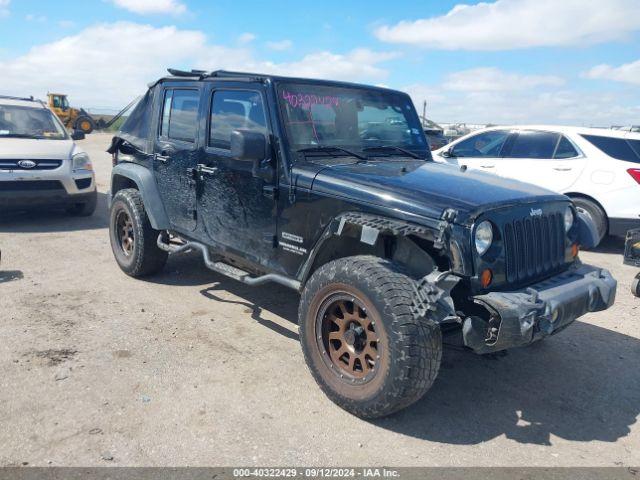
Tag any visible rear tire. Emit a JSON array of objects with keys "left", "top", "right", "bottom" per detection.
[
  {"left": 66, "top": 190, "right": 97, "bottom": 216},
  {"left": 572, "top": 197, "right": 607, "bottom": 247},
  {"left": 299, "top": 255, "right": 442, "bottom": 418},
  {"left": 109, "top": 188, "right": 167, "bottom": 277}
]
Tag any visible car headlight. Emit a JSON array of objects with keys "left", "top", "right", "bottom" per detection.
[
  {"left": 475, "top": 220, "right": 493, "bottom": 256},
  {"left": 72, "top": 152, "right": 93, "bottom": 171},
  {"left": 564, "top": 206, "right": 575, "bottom": 232}
]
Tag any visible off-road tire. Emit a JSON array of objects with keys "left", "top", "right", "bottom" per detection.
[
  {"left": 632, "top": 273, "right": 640, "bottom": 298},
  {"left": 66, "top": 190, "right": 97, "bottom": 216},
  {"left": 572, "top": 197, "right": 607, "bottom": 247},
  {"left": 109, "top": 188, "right": 167, "bottom": 277},
  {"left": 75, "top": 116, "right": 95, "bottom": 134},
  {"left": 299, "top": 255, "right": 442, "bottom": 418}
]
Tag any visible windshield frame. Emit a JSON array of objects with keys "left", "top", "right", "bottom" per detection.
[
  {"left": 273, "top": 80, "right": 430, "bottom": 163},
  {"left": 0, "top": 104, "right": 69, "bottom": 140}
]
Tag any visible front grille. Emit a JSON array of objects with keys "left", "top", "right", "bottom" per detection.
[
  {"left": 0, "top": 159, "right": 63, "bottom": 170},
  {"left": 503, "top": 212, "right": 565, "bottom": 284},
  {"left": 0, "top": 180, "right": 65, "bottom": 191}
]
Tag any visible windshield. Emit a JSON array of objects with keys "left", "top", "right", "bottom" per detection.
[
  {"left": 277, "top": 83, "right": 429, "bottom": 159},
  {"left": 0, "top": 105, "right": 67, "bottom": 140}
]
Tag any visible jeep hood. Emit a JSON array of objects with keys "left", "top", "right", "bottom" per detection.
[
  {"left": 303, "top": 159, "right": 567, "bottom": 223},
  {"left": 0, "top": 138, "right": 74, "bottom": 159}
]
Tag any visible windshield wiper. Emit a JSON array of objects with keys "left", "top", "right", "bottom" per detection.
[
  {"left": 0, "top": 133, "right": 46, "bottom": 139},
  {"left": 362, "top": 145, "right": 421, "bottom": 159},
  {"left": 297, "top": 145, "right": 366, "bottom": 160}
]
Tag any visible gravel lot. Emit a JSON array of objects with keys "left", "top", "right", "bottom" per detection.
[{"left": 0, "top": 133, "right": 638, "bottom": 467}]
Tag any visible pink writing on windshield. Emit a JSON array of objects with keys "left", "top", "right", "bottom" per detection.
[{"left": 282, "top": 90, "right": 339, "bottom": 109}]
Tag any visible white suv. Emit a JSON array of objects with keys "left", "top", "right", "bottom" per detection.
[
  {"left": 0, "top": 95, "right": 97, "bottom": 215},
  {"left": 434, "top": 125, "right": 640, "bottom": 246}
]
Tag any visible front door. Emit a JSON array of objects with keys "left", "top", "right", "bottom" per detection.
[
  {"left": 445, "top": 129, "right": 513, "bottom": 173},
  {"left": 197, "top": 85, "right": 277, "bottom": 267},
  {"left": 153, "top": 87, "right": 201, "bottom": 232}
]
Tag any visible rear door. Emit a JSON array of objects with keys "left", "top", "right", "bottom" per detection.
[
  {"left": 444, "top": 129, "right": 512, "bottom": 172},
  {"left": 153, "top": 86, "right": 201, "bottom": 232},
  {"left": 496, "top": 130, "right": 586, "bottom": 192}
]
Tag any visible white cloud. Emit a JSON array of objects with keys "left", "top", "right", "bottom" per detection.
[
  {"left": 583, "top": 59, "right": 640, "bottom": 85},
  {"left": 0, "top": 22, "right": 396, "bottom": 109},
  {"left": 237, "top": 32, "right": 256, "bottom": 45},
  {"left": 376, "top": 0, "right": 640, "bottom": 50},
  {"left": 108, "top": 0, "right": 186, "bottom": 15},
  {"left": 25, "top": 13, "right": 47, "bottom": 22},
  {"left": 266, "top": 39, "right": 293, "bottom": 51},
  {"left": 0, "top": 0, "right": 10, "bottom": 17},
  {"left": 443, "top": 67, "right": 564, "bottom": 92},
  {"left": 405, "top": 68, "right": 639, "bottom": 126}
]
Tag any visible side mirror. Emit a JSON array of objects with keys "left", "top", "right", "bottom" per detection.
[
  {"left": 71, "top": 130, "right": 85, "bottom": 141},
  {"left": 441, "top": 147, "right": 454, "bottom": 158},
  {"left": 230, "top": 129, "right": 273, "bottom": 181},
  {"left": 230, "top": 129, "right": 266, "bottom": 161}
]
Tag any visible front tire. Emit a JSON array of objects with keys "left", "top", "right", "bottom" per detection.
[
  {"left": 299, "top": 256, "right": 442, "bottom": 418},
  {"left": 109, "top": 188, "right": 167, "bottom": 277},
  {"left": 572, "top": 197, "right": 607, "bottom": 247},
  {"left": 75, "top": 116, "right": 95, "bottom": 134},
  {"left": 632, "top": 273, "right": 640, "bottom": 298}
]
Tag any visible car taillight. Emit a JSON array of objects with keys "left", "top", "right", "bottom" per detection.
[{"left": 628, "top": 168, "right": 640, "bottom": 184}]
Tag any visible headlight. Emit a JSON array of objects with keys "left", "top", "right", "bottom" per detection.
[
  {"left": 474, "top": 220, "right": 493, "bottom": 256},
  {"left": 72, "top": 152, "right": 93, "bottom": 171},
  {"left": 564, "top": 206, "right": 575, "bottom": 232}
]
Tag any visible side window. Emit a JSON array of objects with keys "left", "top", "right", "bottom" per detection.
[
  {"left": 554, "top": 136, "right": 579, "bottom": 159},
  {"left": 52, "top": 97, "right": 61, "bottom": 108},
  {"left": 209, "top": 90, "right": 267, "bottom": 150},
  {"left": 581, "top": 134, "right": 640, "bottom": 163},
  {"left": 159, "top": 89, "right": 200, "bottom": 143},
  {"left": 509, "top": 131, "right": 559, "bottom": 159},
  {"left": 451, "top": 130, "right": 510, "bottom": 158}
]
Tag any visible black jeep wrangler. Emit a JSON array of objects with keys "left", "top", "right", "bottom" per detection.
[{"left": 108, "top": 69, "right": 616, "bottom": 418}]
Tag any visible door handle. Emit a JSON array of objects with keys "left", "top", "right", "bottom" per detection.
[
  {"left": 553, "top": 167, "right": 572, "bottom": 171},
  {"left": 195, "top": 164, "right": 218, "bottom": 180},
  {"left": 481, "top": 164, "right": 495, "bottom": 168},
  {"left": 156, "top": 153, "right": 170, "bottom": 163}
]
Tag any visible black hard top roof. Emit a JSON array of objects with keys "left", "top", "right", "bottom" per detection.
[{"left": 149, "top": 69, "right": 405, "bottom": 95}]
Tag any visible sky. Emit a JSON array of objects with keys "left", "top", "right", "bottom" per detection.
[{"left": 0, "top": 0, "right": 639, "bottom": 126}]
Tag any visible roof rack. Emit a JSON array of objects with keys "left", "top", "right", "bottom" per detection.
[
  {"left": 0, "top": 94, "right": 36, "bottom": 102},
  {"left": 166, "top": 68, "right": 265, "bottom": 82}
]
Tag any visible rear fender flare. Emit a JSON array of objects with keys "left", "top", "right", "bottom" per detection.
[{"left": 110, "top": 162, "right": 170, "bottom": 230}]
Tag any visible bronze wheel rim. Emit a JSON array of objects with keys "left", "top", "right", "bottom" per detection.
[
  {"left": 316, "top": 293, "right": 381, "bottom": 385},
  {"left": 116, "top": 210, "right": 134, "bottom": 257}
]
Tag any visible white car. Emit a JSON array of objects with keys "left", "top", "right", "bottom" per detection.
[
  {"left": 0, "top": 95, "right": 97, "bottom": 215},
  {"left": 434, "top": 125, "right": 640, "bottom": 245}
]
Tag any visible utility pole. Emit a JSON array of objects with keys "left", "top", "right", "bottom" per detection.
[{"left": 422, "top": 100, "right": 427, "bottom": 127}]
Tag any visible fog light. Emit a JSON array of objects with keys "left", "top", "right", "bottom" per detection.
[
  {"left": 480, "top": 269, "right": 493, "bottom": 288},
  {"left": 571, "top": 243, "right": 580, "bottom": 258},
  {"left": 551, "top": 309, "right": 559, "bottom": 323}
]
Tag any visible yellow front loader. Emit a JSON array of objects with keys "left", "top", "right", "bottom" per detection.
[{"left": 47, "top": 93, "right": 96, "bottom": 134}]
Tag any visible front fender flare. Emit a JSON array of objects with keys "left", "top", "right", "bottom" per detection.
[{"left": 110, "top": 162, "right": 170, "bottom": 230}]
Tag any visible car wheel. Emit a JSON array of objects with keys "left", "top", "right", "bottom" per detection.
[
  {"left": 572, "top": 197, "right": 607, "bottom": 247},
  {"left": 66, "top": 190, "right": 97, "bottom": 216},
  {"left": 299, "top": 255, "right": 442, "bottom": 418},
  {"left": 109, "top": 188, "right": 167, "bottom": 277},
  {"left": 632, "top": 273, "right": 640, "bottom": 298}
]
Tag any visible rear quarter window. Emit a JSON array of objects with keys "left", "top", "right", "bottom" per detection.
[{"left": 581, "top": 134, "right": 640, "bottom": 163}]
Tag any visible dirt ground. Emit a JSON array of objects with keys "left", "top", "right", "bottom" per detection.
[{"left": 0, "top": 133, "right": 638, "bottom": 467}]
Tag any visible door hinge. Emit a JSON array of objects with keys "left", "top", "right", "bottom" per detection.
[{"left": 263, "top": 185, "right": 278, "bottom": 200}]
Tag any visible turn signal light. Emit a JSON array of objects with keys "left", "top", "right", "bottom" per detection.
[
  {"left": 571, "top": 243, "right": 580, "bottom": 258},
  {"left": 628, "top": 168, "right": 640, "bottom": 184},
  {"left": 480, "top": 269, "right": 493, "bottom": 288}
]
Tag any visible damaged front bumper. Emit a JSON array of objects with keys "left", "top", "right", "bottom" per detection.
[{"left": 463, "top": 263, "right": 617, "bottom": 354}]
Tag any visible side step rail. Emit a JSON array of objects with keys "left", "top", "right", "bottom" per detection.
[{"left": 157, "top": 234, "right": 301, "bottom": 291}]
